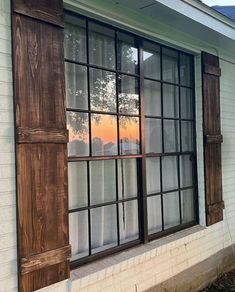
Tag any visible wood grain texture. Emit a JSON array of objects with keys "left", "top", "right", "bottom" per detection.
[
  {"left": 13, "top": 15, "right": 66, "bottom": 130},
  {"left": 202, "top": 52, "right": 223, "bottom": 226},
  {"left": 21, "top": 245, "right": 71, "bottom": 274},
  {"left": 17, "top": 127, "right": 69, "bottom": 144},
  {"left": 13, "top": 0, "right": 64, "bottom": 27},
  {"left": 12, "top": 1, "right": 70, "bottom": 290}
]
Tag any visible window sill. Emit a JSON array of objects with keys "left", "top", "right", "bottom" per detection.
[{"left": 70, "top": 225, "right": 206, "bottom": 290}]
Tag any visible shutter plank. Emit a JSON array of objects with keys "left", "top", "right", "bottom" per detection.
[
  {"left": 12, "top": 1, "right": 70, "bottom": 291},
  {"left": 202, "top": 52, "right": 223, "bottom": 226}
]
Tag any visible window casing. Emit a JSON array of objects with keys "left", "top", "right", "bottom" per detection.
[{"left": 64, "top": 11, "right": 198, "bottom": 267}]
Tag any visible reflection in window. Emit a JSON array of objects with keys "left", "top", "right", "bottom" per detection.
[
  {"left": 67, "top": 112, "right": 89, "bottom": 156},
  {"left": 89, "top": 22, "right": 115, "bottom": 69},
  {"left": 118, "top": 75, "right": 139, "bottom": 115},
  {"left": 143, "top": 41, "right": 160, "bottom": 80},
  {"left": 119, "top": 116, "right": 140, "bottom": 155},
  {"left": 65, "top": 63, "right": 88, "bottom": 110},
  {"left": 90, "top": 68, "right": 116, "bottom": 112},
  {"left": 91, "top": 114, "right": 117, "bottom": 156},
  {"left": 162, "top": 48, "right": 179, "bottom": 83},
  {"left": 118, "top": 32, "right": 138, "bottom": 74}
]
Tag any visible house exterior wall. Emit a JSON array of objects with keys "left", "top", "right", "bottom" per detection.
[
  {"left": 0, "top": 1, "right": 18, "bottom": 292},
  {"left": 1, "top": 1, "right": 235, "bottom": 292}
]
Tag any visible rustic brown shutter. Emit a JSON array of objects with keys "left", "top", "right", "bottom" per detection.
[
  {"left": 202, "top": 52, "right": 224, "bottom": 226},
  {"left": 12, "top": 1, "right": 71, "bottom": 291}
]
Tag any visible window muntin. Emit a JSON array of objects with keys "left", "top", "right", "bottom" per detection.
[{"left": 65, "top": 13, "right": 197, "bottom": 265}]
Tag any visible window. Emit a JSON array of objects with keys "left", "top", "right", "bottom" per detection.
[{"left": 64, "top": 12, "right": 197, "bottom": 266}]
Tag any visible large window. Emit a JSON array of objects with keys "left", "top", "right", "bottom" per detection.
[{"left": 64, "top": 12, "right": 197, "bottom": 266}]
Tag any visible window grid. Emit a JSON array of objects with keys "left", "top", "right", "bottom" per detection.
[{"left": 65, "top": 11, "right": 198, "bottom": 267}]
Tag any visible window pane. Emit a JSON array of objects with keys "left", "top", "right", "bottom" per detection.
[
  {"left": 162, "top": 156, "right": 178, "bottom": 191},
  {"left": 164, "top": 120, "right": 180, "bottom": 153},
  {"left": 90, "top": 160, "right": 116, "bottom": 205},
  {"left": 91, "top": 114, "right": 117, "bottom": 156},
  {"left": 180, "top": 53, "right": 192, "bottom": 86},
  {"left": 118, "top": 32, "right": 138, "bottom": 74},
  {"left": 91, "top": 205, "right": 117, "bottom": 253},
  {"left": 69, "top": 211, "right": 89, "bottom": 260},
  {"left": 119, "top": 116, "right": 140, "bottom": 155},
  {"left": 144, "top": 80, "right": 161, "bottom": 116},
  {"left": 162, "top": 48, "right": 179, "bottom": 83},
  {"left": 90, "top": 68, "right": 116, "bottom": 112},
  {"left": 147, "top": 195, "right": 162, "bottom": 235},
  {"left": 181, "top": 88, "right": 193, "bottom": 119},
  {"left": 64, "top": 16, "right": 86, "bottom": 62},
  {"left": 65, "top": 63, "right": 88, "bottom": 110},
  {"left": 119, "top": 200, "right": 139, "bottom": 244},
  {"left": 143, "top": 41, "right": 160, "bottom": 79},
  {"left": 163, "top": 192, "right": 180, "bottom": 229},
  {"left": 180, "top": 155, "right": 193, "bottom": 187},
  {"left": 118, "top": 159, "right": 138, "bottom": 200},
  {"left": 146, "top": 158, "right": 161, "bottom": 195},
  {"left": 145, "top": 118, "right": 162, "bottom": 154},
  {"left": 68, "top": 162, "right": 87, "bottom": 209},
  {"left": 181, "top": 121, "right": 194, "bottom": 152},
  {"left": 67, "top": 112, "right": 89, "bottom": 156},
  {"left": 163, "top": 84, "right": 179, "bottom": 118},
  {"left": 118, "top": 75, "right": 139, "bottom": 115},
  {"left": 181, "top": 189, "right": 195, "bottom": 223},
  {"left": 89, "top": 22, "right": 115, "bottom": 69}
]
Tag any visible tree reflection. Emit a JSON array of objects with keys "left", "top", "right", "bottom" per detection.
[{"left": 66, "top": 38, "right": 140, "bottom": 156}]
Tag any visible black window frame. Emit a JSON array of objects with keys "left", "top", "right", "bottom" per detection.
[{"left": 64, "top": 10, "right": 198, "bottom": 269}]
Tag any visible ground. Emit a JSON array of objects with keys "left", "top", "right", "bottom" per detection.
[{"left": 200, "top": 269, "right": 235, "bottom": 291}]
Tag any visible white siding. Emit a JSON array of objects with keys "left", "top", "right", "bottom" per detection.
[{"left": 0, "top": 1, "right": 17, "bottom": 292}]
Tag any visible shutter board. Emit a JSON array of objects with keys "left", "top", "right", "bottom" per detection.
[
  {"left": 202, "top": 52, "right": 224, "bottom": 226},
  {"left": 12, "top": 1, "right": 70, "bottom": 291},
  {"left": 13, "top": 0, "right": 64, "bottom": 27}
]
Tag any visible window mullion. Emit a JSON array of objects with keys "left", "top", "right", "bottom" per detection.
[{"left": 138, "top": 38, "right": 148, "bottom": 243}]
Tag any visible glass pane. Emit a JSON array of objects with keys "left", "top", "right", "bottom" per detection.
[
  {"left": 181, "top": 189, "right": 195, "bottom": 223},
  {"left": 162, "top": 156, "right": 178, "bottom": 191},
  {"left": 118, "top": 75, "right": 139, "bottom": 115},
  {"left": 143, "top": 41, "right": 160, "bottom": 79},
  {"left": 181, "top": 121, "right": 194, "bottom": 152},
  {"left": 91, "top": 114, "right": 117, "bottom": 156},
  {"left": 119, "top": 116, "right": 140, "bottom": 155},
  {"left": 162, "top": 48, "right": 179, "bottom": 83},
  {"left": 118, "top": 32, "right": 138, "bottom": 74},
  {"left": 67, "top": 112, "right": 89, "bottom": 156},
  {"left": 65, "top": 63, "right": 88, "bottom": 110},
  {"left": 146, "top": 158, "right": 161, "bottom": 195},
  {"left": 181, "top": 88, "right": 193, "bottom": 119},
  {"left": 64, "top": 16, "right": 86, "bottom": 62},
  {"left": 180, "top": 155, "right": 193, "bottom": 187},
  {"left": 164, "top": 120, "right": 180, "bottom": 153},
  {"left": 118, "top": 159, "right": 138, "bottom": 200},
  {"left": 180, "top": 54, "right": 192, "bottom": 86},
  {"left": 68, "top": 162, "right": 87, "bottom": 209},
  {"left": 89, "top": 22, "right": 115, "bottom": 69},
  {"left": 119, "top": 200, "right": 139, "bottom": 244},
  {"left": 144, "top": 80, "right": 161, "bottom": 116},
  {"left": 90, "top": 160, "right": 116, "bottom": 205},
  {"left": 69, "top": 211, "right": 89, "bottom": 260},
  {"left": 90, "top": 68, "right": 116, "bottom": 112},
  {"left": 91, "top": 205, "right": 117, "bottom": 253},
  {"left": 163, "top": 192, "right": 180, "bottom": 229},
  {"left": 145, "top": 118, "right": 162, "bottom": 154},
  {"left": 163, "top": 84, "right": 179, "bottom": 118},
  {"left": 147, "top": 195, "right": 162, "bottom": 235}
]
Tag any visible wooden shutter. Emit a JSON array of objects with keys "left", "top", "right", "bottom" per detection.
[
  {"left": 202, "top": 52, "right": 224, "bottom": 226},
  {"left": 12, "top": 1, "right": 71, "bottom": 291}
]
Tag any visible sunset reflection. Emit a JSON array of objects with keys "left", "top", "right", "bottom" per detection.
[{"left": 120, "top": 116, "right": 140, "bottom": 154}]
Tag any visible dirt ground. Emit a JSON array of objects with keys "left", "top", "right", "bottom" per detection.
[{"left": 200, "top": 269, "right": 235, "bottom": 291}]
